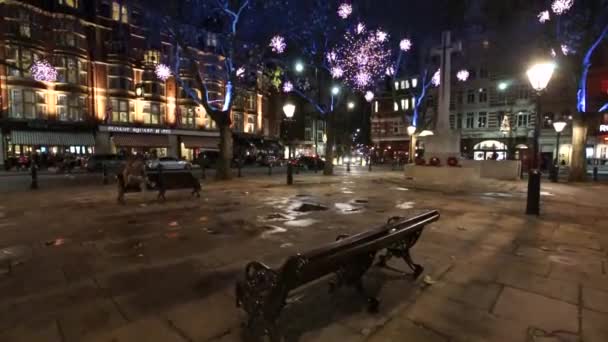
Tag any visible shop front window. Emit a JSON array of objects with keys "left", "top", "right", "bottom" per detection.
[
  {"left": 246, "top": 116, "right": 256, "bottom": 133},
  {"left": 180, "top": 106, "right": 196, "bottom": 128},
  {"left": 10, "top": 88, "right": 38, "bottom": 119}
]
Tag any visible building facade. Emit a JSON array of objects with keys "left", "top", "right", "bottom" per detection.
[{"left": 0, "top": 0, "right": 273, "bottom": 169}]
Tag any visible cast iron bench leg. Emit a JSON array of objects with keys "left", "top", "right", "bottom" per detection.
[{"left": 403, "top": 249, "right": 424, "bottom": 279}]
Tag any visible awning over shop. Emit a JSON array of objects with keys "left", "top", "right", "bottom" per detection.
[
  {"left": 112, "top": 134, "right": 169, "bottom": 147},
  {"left": 181, "top": 136, "right": 220, "bottom": 150},
  {"left": 10, "top": 131, "right": 95, "bottom": 146}
]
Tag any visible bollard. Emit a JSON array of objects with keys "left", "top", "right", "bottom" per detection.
[
  {"left": 102, "top": 163, "right": 109, "bottom": 185},
  {"left": 368, "top": 158, "right": 372, "bottom": 172},
  {"left": 526, "top": 170, "right": 541, "bottom": 216},
  {"left": 347, "top": 162, "right": 351, "bottom": 172},
  {"left": 30, "top": 164, "right": 38, "bottom": 190},
  {"left": 593, "top": 166, "right": 598, "bottom": 182},
  {"left": 268, "top": 164, "right": 272, "bottom": 176},
  {"left": 237, "top": 160, "right": 242, "bottom": 178},
  {"left": 201, "top": 164, "right": 206, "bottom": 180},
  {"left": 287, "top": 163, "right": 293, "bottom": 185},
  {"left": 295, "top": 164, "right": 300, "bottom": 175}
]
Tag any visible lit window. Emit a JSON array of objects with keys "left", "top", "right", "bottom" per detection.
[
  {"left": 121, "top": 5, "right": 128, "bottom": 23},
  {"left": 411, "top": 78, "right": 418, "bottom": 87},
  {"left": 394, "top": 102, "right": 398, "bottom": 111},
  {"left": 374, "top": 101, "right": 379, "bottom": 113},
  {"left": 400, "top": 80, "right": 406, "bottom": 89},
  {"left": 394, "top": 82, "right": 399, "bottom": 90},
  {"left": 9, "top": 89, "right": 37, "bottom": 119},
  {"left": 477, "top": 112, "right": 487, "bottom": 128},
  {"left": 111, "top": 99, "right": 131, "bottom": 123},
  {"left": 517, "top": 112, "right": 529, "bottom": 128},
  {"left": 411, "top": 97, "right": 416, "bottom": 108},
  {"left": 112, "top": 2, "right": 120, "bottom": 21},
  {"left": 401, "top": 99, "right": 407, "bottom": 110},
  {"left": 405, "top": 80, "right": 410, "bottom": 89},
  {"left": 179, "top": 106, "right": 196, "bottom": 128},
  {"left": 111, "top": 2, "right": 128, "bottom": 23},
  {"left": 59, "top": 0, "right": 79, "bottom": 8},
  {"left": 143, "top": 102, "right": 162, "bottom": 125}
]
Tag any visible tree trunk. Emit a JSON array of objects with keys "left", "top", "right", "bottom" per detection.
[
  {"left": 216, "top": 122, "right": 233, "bottom": 180},
  {"left": 323, "top": 113, "right": 335, "bottom": 175},
  {"left": 568, "top": 114, "right": 587, "bottom": 182}
]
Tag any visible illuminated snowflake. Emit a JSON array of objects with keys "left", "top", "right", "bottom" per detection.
[
  {"left": 364, "top": 91, "right": 374, "bottom": 102},
  {"left": 551, "top": 49, "right": 557, "bottom": 57},
  {"left": 154, "top": 64, "right": 172, "bottom": 81},
  {"left": 326, "top": 51, "right": 337, "bottom": 63},
  {"left": 456, "top": 69, "right": 469, "bottom": 82},
  {"left": 282, "top": 81, "right": 294, "bottom": 93},
  {"left": 376, "top": 30, "right": 388, "bottom": 42},
  {"left": 538, "top": 10, "right": 550, "bottom": 23},
  {"left": 561, "top": 44, "right": 571, "bottom": 55},
  {"left": 30, "top": 60, "right": 57, "bottom": 82},
  {"left": 356, "top": 23, "right": 366, "bottom": 34},
  {"left": 354, "top": 71, "right": 371, "bottom": 88},
  {"left": 337, "top": 3, "right": 352, "bottom": 19},
  {"left": 331, "top": 67, "right": 344, "bottom": 79},
  {"left": 551, "top": 0, "right": 574, "bottom": 15},
  {"left": 431, "top": 69, "right": 441, "bottom": 86},
  {"left": 269, "top": 35, "right": 286, "bottom": 54},
  {"left": 236, "top": 67, "right": 246, "bottom": 78},
  {"left": 385, "top": 66, "right": 395, "bottom": 76},
  {"left": 399, "top": 39, "right": 412, "bottom": 52}
]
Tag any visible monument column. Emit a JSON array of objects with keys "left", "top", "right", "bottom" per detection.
[{"left": 423, "top": 31, "right": 462, "bottom": 160}]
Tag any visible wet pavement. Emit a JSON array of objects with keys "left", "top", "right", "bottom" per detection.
[{"left": 0, "top": 169, "right": 607, "bottom": 341}]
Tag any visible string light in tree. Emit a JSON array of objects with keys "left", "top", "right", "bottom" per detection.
[
  {"left": 337, "top": 3, "right": 352, "bottom": 19},
  {"left": 551, "top": 0, "right": 574, "bottom": 15},
  {"left": 538, "top": 10, "right": 550, "bottom": 23},
  {"left": 30, "top": 60, "right": 57, "bottom": 82},
  {"left": 356, "top": 23, "right": 366, "bottom": 34},
  {"left": 236, "top": 67, "right": 246, "bottom": 78},
  {"left": 456, "top": 69, "right": 470, "bottom": 82},
  {"left": 385, "top": 66, "right": 395, "bottom": 76},
  {"left": 269, "top": 35, "right": 286, "bottom": 54},
  {"left": 282, "top": 81, "right": 294, "bottom": 93},
  {"left": 154, "top": 64, "right": 172, "bottom": 81},
  {"left": 364, "top": 91, "right": 375, "bottom": 102},
  {"left": 326, "top": 25, "right": 391, "bottom": 91},
  {"left": 375, "top": 30, "right": 388, "bottom": 42},
  {"left": 399, "top": 39, "right": 412, "bottom": 52},
  {"left": 431, "top": 69, "right": 441, "bottom": 86}
]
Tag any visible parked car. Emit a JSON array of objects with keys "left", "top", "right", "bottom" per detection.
[
  {"left": 85, "top": 154, "right": 126, "bottom": 172},
  {"left": 146, "top": 157, "right": 192, "bottom": 170},
  {"left": 291, "top": 156, "right": 325, "bottom": 170}
]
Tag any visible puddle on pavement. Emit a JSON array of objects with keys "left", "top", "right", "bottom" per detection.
[
  {"left": 396, "top": 201, "right": 415, "bottom": 209},
  {"left": 335, "top": 203, "right": 362, "bottom": 213},
  {"left": 259, "top": 213, "right": 295, "bottom": 222},
  {"left": 540, "top": 191, "right": 554, "bottom": 196},
  {"left": 261, "top": 225, "right": 288, "bottom": 238},
  {"left": 481, "top": 192, "right": 514, "bottom": 198},
  {"left": 393, "top": 187, "right": 409, "bottom": 191},
  {"left": 0, "top": 245, "right": 32, "bottom": 272},
  {"left": 285, "top": 218, "right": 318, "bottom": 227},
  {"left": 290, "top": 202, "right": 329, "bottom": 213}
]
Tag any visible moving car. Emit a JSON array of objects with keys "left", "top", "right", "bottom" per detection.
[{"left": 146, "top": 157, "right": 192, "bottom": 170}]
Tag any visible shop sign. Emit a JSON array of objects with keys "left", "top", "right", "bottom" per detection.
[
  {"left": 600, "top": 124, "right": 608, "bottom": 133},
  {"left": 105, "top": 126, "right": 171, "bottom": 135}
]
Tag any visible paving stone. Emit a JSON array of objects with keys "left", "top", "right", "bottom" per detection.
[
  {"left": 164, "top": 291, "right": 241, "bottom": 342},
  {"left": 492, "top": 287, "right": 578, "bottom": 333},
  {"left": 496, "top": 267, "right": 579, "bottom": 304},
  {"left": 582, "top": 309, "right": 608, "bottom": 342},
  {"left": 582, "top": 287, "right": 608, "bottom": 313},
  {"left": 57, "top": 298, "right": 128, "bottom": 342},
  {"left": 366, "top": 317, "right": 448, "bottom": 342},
  {"left": 424, "top": 280, "right": 502, "bottom": 311},
  {"left": 83, "top": 317, "right": 185, "bottom": 342},
  {"left": 299, "top": 323, "right": 364, "bottom": 342},
  {"left": 0, "top": 318, "right": 62, "bottom": 342},
  {"left": 406, "top": 292, "right": 529, "bottom": 341}
]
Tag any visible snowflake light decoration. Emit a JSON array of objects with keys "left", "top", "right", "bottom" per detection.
[
  {"left": 236, "top": 67, "right": 246, "bottom": 78},
  {"left": 538, "top": 11, "right": 550, "bottom": 23},
  {"left": 282, "top": 81, "right": 294, "bottom": 93},
  {"left": 269, "top": 35, "right": 286, "bottom": 54},
  {"left": 326, "top": 25, "right": 391, "bottom": 91},
  {"left": 431, "top": 69, "right": 441, "bottom": 86},
  {"left": 30, "top": 60, "right": 57, "bottom": 82},
  {"left": 551, "top": 49, "right": 557, "bottom": 57},
  {"left": 385, "top": 66, "right": 395, "bottom": 76},
  {"left": 375, "top": 30, "right": 388, "bottom": 42},
  {"left": 356, "top": 23, "right": 366, "bottom": 34},
  {"left": 154, "top": 64, "right": 172, "bottom": 81},
  {"left": 364, "top": 91, "right": 375, "bottom": 103},
  {"left": 551, "top": 0, "right": 574, "bottom": 15},
  {"left": 561, "top": 44, "right": 571, "bottom": 55},
  {"left": 456, "top": 69, "right": 469, "bottom": 82},
  {"left": 331, "top": 67, "right": 344, "bottom": 79},
  {"left": 337, "top": 3, "right": 352, "bottom": 19},
  {"left": 399, "top": 39, "right": 412, "bottom": 52}
]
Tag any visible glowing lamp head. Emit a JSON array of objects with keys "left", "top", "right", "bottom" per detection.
[
  {"left": 283, "top": 103, "right": 296, "bottom": 119},
  {"left": 498, "top": 82, "right": 508, "bottom": 91},
  {"left": 347, "top": 102, "right": 355, "bottom": 110},
  {"left": 364, "top": 91, "right": 374, "bottom": 102},
  {"left": 553, "top": 121, "right": 567, "bottom": 133},
  {"left": 456, "top": 70, "right": 469, "bottom": 82},
  {"left": 331, "top": 86, "right": 340, "bottom": 96},
  {"left": 418, "top": 130, "right": 434, "bottom": 137},
  {"left": 407, "top": 126, "right": 416, "bottom": 136},
  {"left": 135, "top": 85, "right": 144, "bottom": 97},
  {"left": 295, "top": 62, "right": 304, "bottom": 73},
  {"left": 527, "top": 62, "right": 556, "bottom": 92}
]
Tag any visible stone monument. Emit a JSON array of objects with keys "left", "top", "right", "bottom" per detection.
[{"left": 422, "top": 31, "right": 462, "bottom": 161}]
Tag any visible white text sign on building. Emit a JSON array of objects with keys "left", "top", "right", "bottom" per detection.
[{"left": 600, "top": 124, "right": 608, "bottom": 133}]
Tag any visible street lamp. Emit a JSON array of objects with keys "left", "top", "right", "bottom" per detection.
[
  {"left": 551, "top": 120, "right": 567, "bottom": 182},
  {"left": 283, "top": 103, "right": 296, "bottom": 185},
  {"left": 331, "top": 86, "right": 340, "bottom": 96},
  {"left": 498, "top": 82, "right": 508, "bottom": 91},
  {"left": 347, "top": 101, "right": 355, "bottom": 110},
  {"left": 525, "top": 61, "right": 556, "bottom": 215},
  {"left": 295, "top": 61, "right": 304, "bottom": 73},
  {"left": 407, "top": 125, "right": 417, "bottom": 164}
]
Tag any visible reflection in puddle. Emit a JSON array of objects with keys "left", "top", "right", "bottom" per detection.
[
  {"left": 285, "top": 219, "right": 318, "bottom": 227},
  {"left": 394, "top": 187, "right": 409, "bottom": 191},
  {"left": 396, "top": 201, "right": 415, "bottom": 209},
  {"left": 548, "top": 255, "right": 577, "bottom": 266},
  {"left": 261, "top": 225, "right": 287, "bottom": 238},
  {"left": 481, "top": 192, "right": 513, "bottom": 198},
  {"left": 335, "top": 203, "right": 362, "bottom": 213},
  {"left": 540, "top": 191, "right": 554, "bottom": 196}
]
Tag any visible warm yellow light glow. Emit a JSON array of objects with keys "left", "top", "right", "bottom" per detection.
[{"left": 527, "top": 62, "right": 556, "bottom": 92}]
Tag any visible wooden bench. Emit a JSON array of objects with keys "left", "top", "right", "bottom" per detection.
[
  {"left": 235, "top": 210, "right": 440, "bottom": 340},
  {"left": 117, "top": 168, "right": 201, "bottom": 203}
]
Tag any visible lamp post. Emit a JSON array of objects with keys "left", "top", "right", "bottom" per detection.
[
  {"left": 407, "top": 125, "right": 416, "bottom": 163},
  {"left": 283, "top": 103, "right": 296, "bottom": 185},
  {"left": 525, "top": 61, "right": 556, "bottom": 215},
  {"left": 551, "top": 120, "right": 567, "bottom": 182}
]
